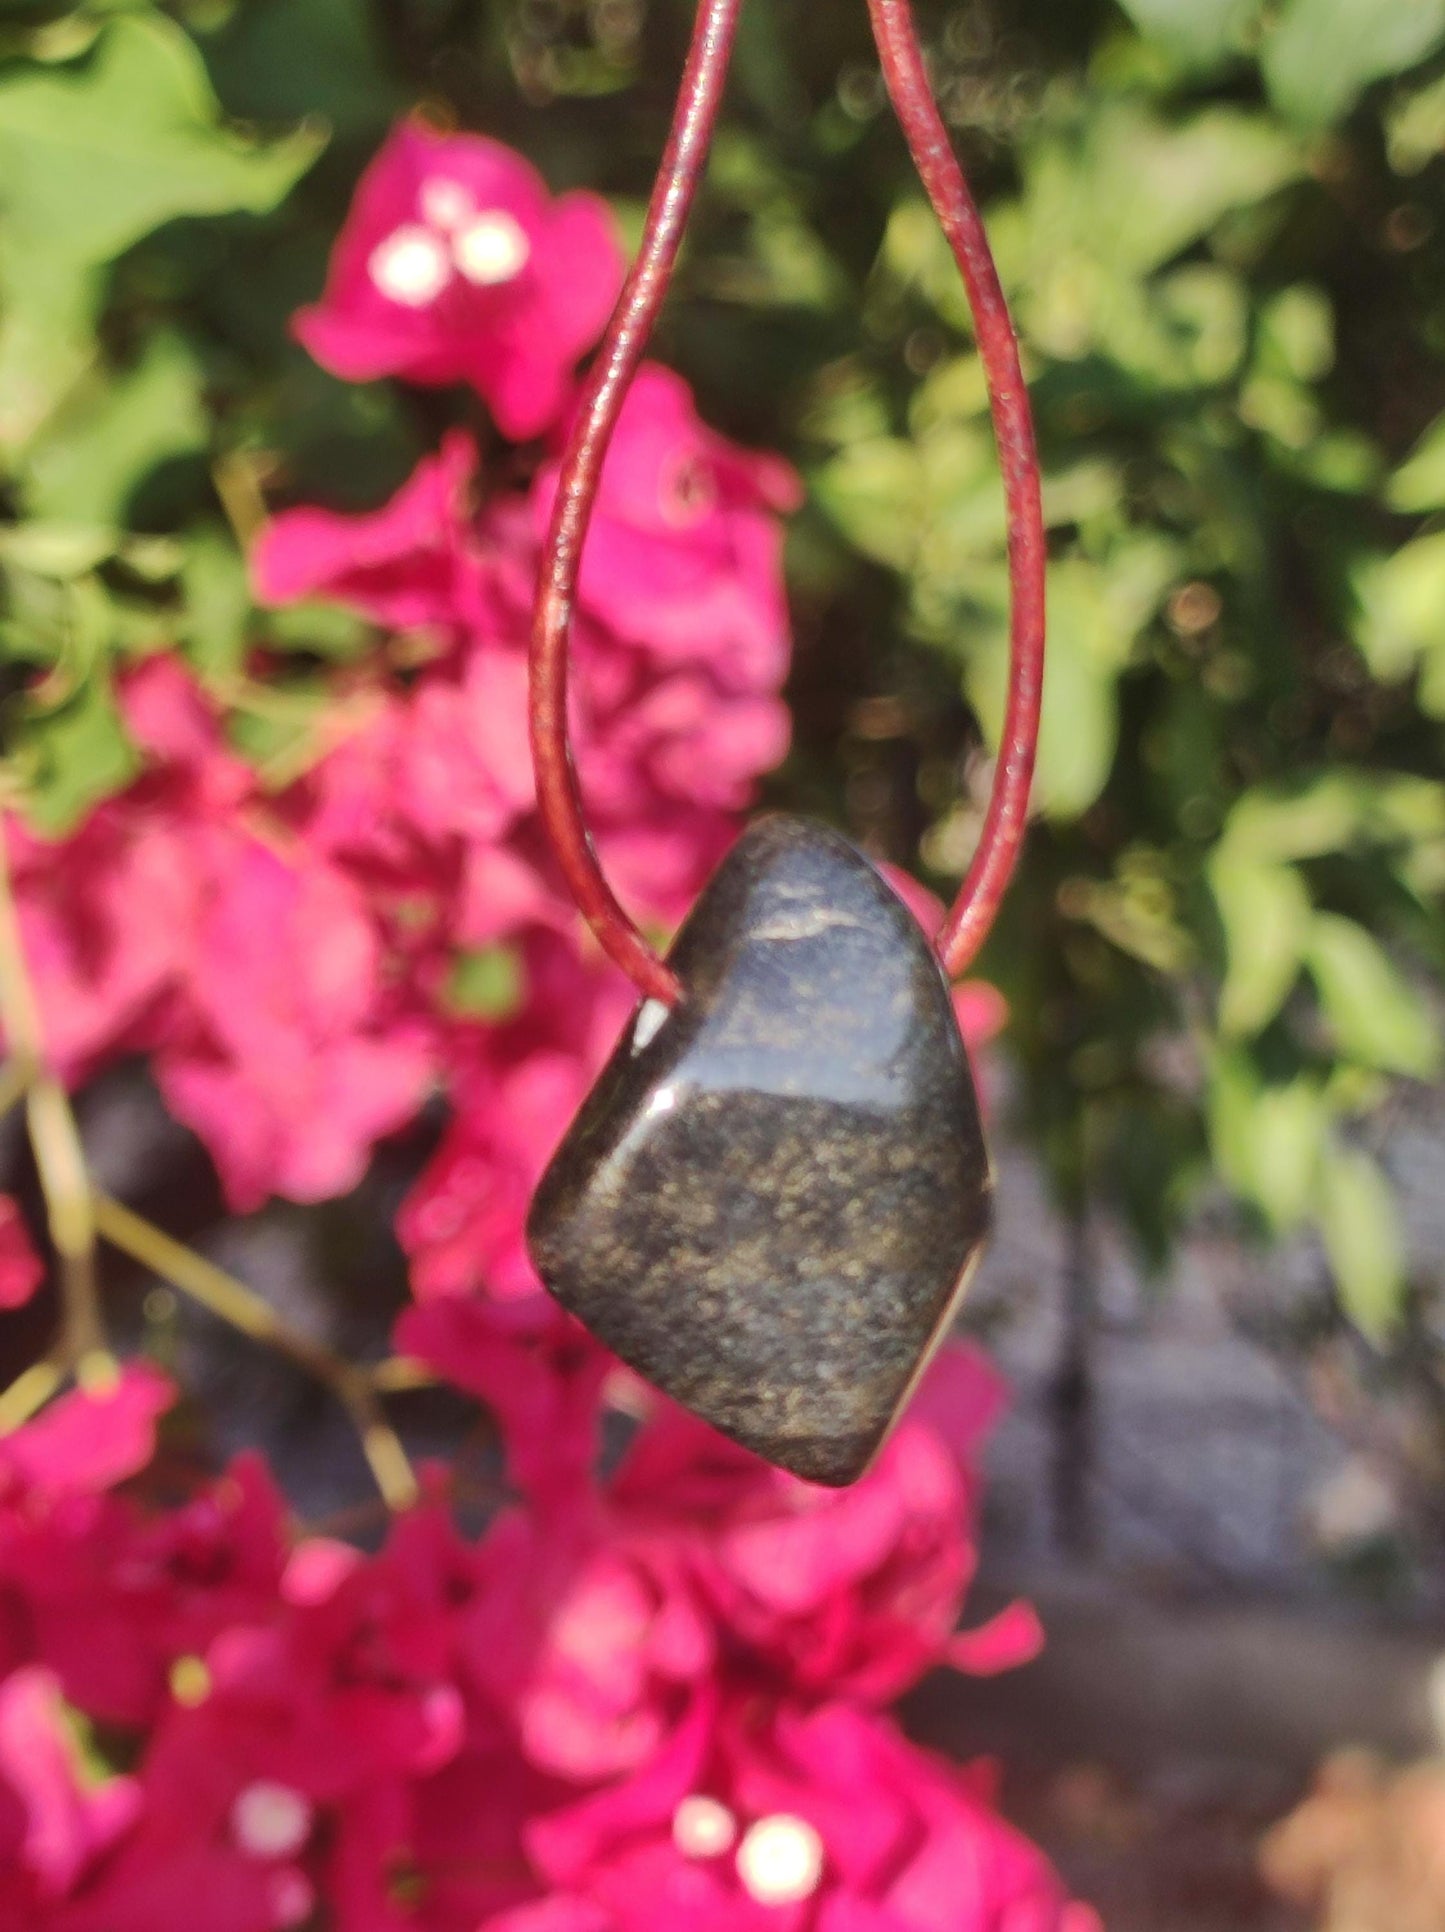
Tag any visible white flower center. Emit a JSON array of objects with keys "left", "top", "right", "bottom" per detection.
[
  {"left": 736, "top": 1813, "right": 824, "bottom": 1905},
  {"left": 231, "top": 1781, "right": 314, "bottom": 1861},
  {"left": 673, "top": 1794, "right": 738, "bottom": 1859},
  {"left": 452, "top": 211, "right": 531, "bottom": 286},
  {"left": 420, "top": 178, "right": 474, "bottom": 233},
  {"left": 369, "top": 224, "right": 452, "bottom": 306}
]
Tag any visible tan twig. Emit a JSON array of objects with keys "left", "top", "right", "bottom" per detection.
[
  {"left": 0, "top": 815, "right": 420, "bottom": 1512},
  {"left": 369, "top": 1355, "right": 437, "bottom": 1394},
  {"left": 0, "top": 1059, "right": 27, "bottom": 1121},
  {"left": 93, "top": 1192, "right": 419, "bottom": 1511},
  {"left": 0, "top": 1352, "right": 65, "bottom": 1434},
  {"left": 0, "top": 824, "right": 108, "bottom": 1374}
]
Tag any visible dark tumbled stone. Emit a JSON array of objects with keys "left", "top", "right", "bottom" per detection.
[{"left": 526, "top": 815, "right": 992, "bottom": 1485}]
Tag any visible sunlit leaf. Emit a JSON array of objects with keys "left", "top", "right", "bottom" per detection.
[
  {"left": 1116, "top": 0, "right": 1262, "bottom": 66},
  {"left": 22, "top": 333, "right": 207, "bottom": 526},
  {"left": 1317, "top": 1147, "right": 1404, "bottom": 1341},
  {"left": 1307, "top": 914, "right": 1439, "bottom": 1076},
  {"left": 15, "top": 674, "right": 138, "bottom": 832},
  {"left": 1387, "top": 410, "right": 1445, "bottom": 510},
  {"left": 0, "top": 14, "right": 325, "bottom": 270},
  {"left": 1351, "top": 530, "right": 1445, "bottom": 683},
  {"left": 1209, "top": 1049, "right": 1327, "bottom": 1229},
  {"left": 1263, "top": 0, "right": 1445, "bottom": 128},
  {"left": 1209, "top": 851, "right": 1312, "bottom": 1035},
  {"left": 813, "top": 439, "right": 922, "bottom": 571}
]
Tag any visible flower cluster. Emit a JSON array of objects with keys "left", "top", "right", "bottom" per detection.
[
  {"left": 0, "top": 119, "right": 1093, "bottom": 1928},
  {"left": 0, "top": 1350, "right": 1091, "bottom": 1930}
]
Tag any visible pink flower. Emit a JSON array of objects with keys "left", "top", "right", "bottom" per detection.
[
  {"left": 465, "top": 1498, "right": 714, "bottom": 1785},
  {"left": 325, "top": 1737, "right": 565, "bottom": 1932},
  {"left": 530, "top": 364, "right": 800, "bottom": 688},
  {"left": 598, "top": 1344, "right": 1039, "bottom": 1710},
  {"left": 295, "top": 121, "right": 624, "bottom": 440},
  {"left": 395, "top": 1299, "right": 610, "bottom": 1504},
  {"left": 5, "top": 806, "right": 190, "bottom": 1086},
  {"left": 155, "top": 833, "right": 433, "bottom": 1211},
  {"left": 54, "top": 1709, "right": 314, "bottom": 1932},
  {"left": 504, "top": 1696, "right": 1099, "bottom": 1932},
  {"left": 251, "top": 430, "right": 490, "bottom": 634},
  {"left": 0, "top": 1363, "right": 173, "bottom": 1506},
  {"left": 397, "top": 943, "right": 632, "bottom": 1314},
  {"left": 0, "top": 1456, "right": 290, "bottom": 1729},
  {"left": 0, "top": 1666, "right": 140, "bottom": 1911},
  {"left": 0, "top": 1199, "right": 42, "bottom": 1312},
  {"left": 189, "top": 1502, "right": 473, "bottom": 1806}
]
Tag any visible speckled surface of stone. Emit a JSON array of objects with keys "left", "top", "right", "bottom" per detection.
[{"left": 526, "top": 815, "right": 993, "bottom": 1485}]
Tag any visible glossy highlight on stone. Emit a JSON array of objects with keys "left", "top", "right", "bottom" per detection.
[{"left": 526, "top": 815, "right": 993, "bottom": 1485}]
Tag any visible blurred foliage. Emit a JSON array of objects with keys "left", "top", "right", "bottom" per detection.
[{"left": 0, "top": 0, "right": 1443, "bottom": 1337}]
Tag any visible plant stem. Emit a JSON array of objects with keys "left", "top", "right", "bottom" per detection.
[
  {"left": 0, "top": 1060, "right": 27, "bottom": 1121},
  {"left": 93, "top": 1192, "right": 419, "bottom": 1512},
  {"left": 0, "top": 1353, "right": 65, "bottom": 1434},
  {"left": 370, "top": 1355, "right": 437, "bottom": 1393},
  {"left": 0, "top": 823, "right": 108, "bottom": 1372}
]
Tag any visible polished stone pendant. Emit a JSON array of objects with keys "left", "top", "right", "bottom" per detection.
[{"left": 526, "top": 815, "right": 993, "bottom": 1486}]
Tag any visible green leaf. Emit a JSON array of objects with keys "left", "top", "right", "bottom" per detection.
[
  {"left": 16, "top": 675, "right": 139, "bottom": 832},
  {"left": 1026, "top": 106, "right": 1304, "bottom": 283},
  {"left": 1307, "top": 913, "right": 1439, "bottom": 1075},
  {"left": 201, "top": 0, "right": 402, "bottom": 138},
  {"left": 1219, "top": 772, "right": 1445, "bottom": 864},
  {"left": 1386, "top": 66, "right": 1445, "bottom": 172},
  {"left": 265, "top": 600, "right": 373, "bottom": 660},
  {"left": 1317, "top": 1147, "right": 1404, "bottom": 1340},
  {"left": 1386, "top": 410, "right": 1445, "bottom": 510},
  {"left": 0, "top": 15, "right": 326, "bottom": 271},
  {"left": 0, "top": 258, "right": 102, "bottom": 458},
  {"left": 180, "top": 527, "right": 253, "bottom": 678},
  {"left": 1116, "top": 0, "right": 1263, "bottom": 68},
  {"left": 1209, "top": 1049, "right": 1327, "bottom": 1229},
  {"left": 0, "top": 521, "right": 115, "bottom": 579},
  {"left": 1208, "top": 850, "right": 1313, "bottom": 1035},
  {"left": 1351, "top": 530, "right": 1445, "bottom": 683},
  {"left": 958, "top": 550, "right": 1172, "bottom": 821},
  {"left": 1263, "top": 0, "right": 1445, "bottom": 129},
  {"left": 22, "top": 332, "right": 207, "bottom": 526},
  {"left": 813, "top": 440, "right": 922, "bottom": 571}
]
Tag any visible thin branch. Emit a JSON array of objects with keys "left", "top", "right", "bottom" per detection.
[
  {"left": 0, "top": 1353, "right": 65, "bottom": 1435},
  {"left": 369, "top": 1355, "right": 438, "bottom": 1394},
  {"left": 0, "top": 1059, "right": 27, "bottom": 1121},
  {"left": 93, "top": 1192, "right": 419, "bottom": 1512},
  {"left": 0, "top": 822, "right": 108, "bottom": 1370}
]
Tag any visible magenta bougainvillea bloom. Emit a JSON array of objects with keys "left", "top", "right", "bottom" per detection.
[
  {"left": 531, "top": 363, "right": 801, "bottom": 689},
  {"left": 608, "top": 1346, "right": 1042, "bottom": 1706},
  {"left": 0, "top": 1198, "right": 42, "bottom": 1312},
  {"left": 0, "top": 1457, "right": 289, "bottom": 1729},
  {"left": 294, "top": 120, "right": 624, "bottom": 439},
  {"left": 0, "top": 117, "right": 1095, "bottom": 1932},
  {"left": 512, "top": 1695, "right": 1100, "bottom": 1932},
  {"left": 0, "top": 1667, "right": 141, "bottom": 1912},
  {"left": 250, "top": 429, "right": 491, "bottom": 634},
  {"left": 0, "top": 1365, "right": 173, "bottom": 1505}
]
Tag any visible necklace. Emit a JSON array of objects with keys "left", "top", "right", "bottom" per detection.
[{"left": 526, "top": 0, "right": 1045, "bottom": 1486}]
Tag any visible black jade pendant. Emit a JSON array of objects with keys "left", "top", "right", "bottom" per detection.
[{"left": 526, "top": 816, "right": 993, "bottom": 1486}]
